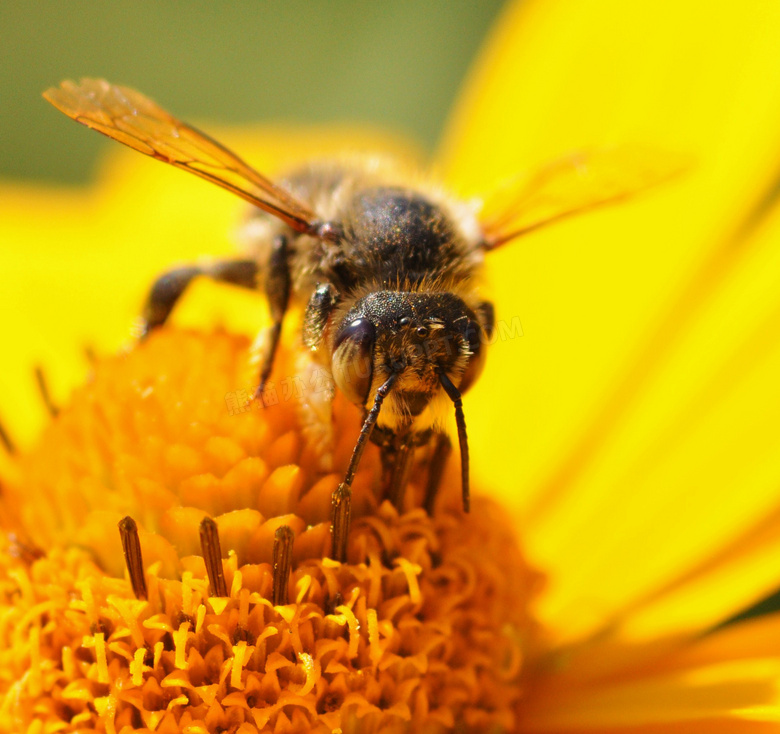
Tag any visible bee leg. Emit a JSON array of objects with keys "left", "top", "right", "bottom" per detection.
[
  {"left": 34, "top": 364, "right": 59, "bottom": 418},
  {"left": 386, "top": 436, "right": 415, "bottom": 512},
  {"left": 302, "top": 283, "right": 340, "bottom": 350},
  {"left": 295, "top": 351, "right": 336, "bottom": 471},
  {"left": 142, "top": 259, "right": 259, "bottom": 336},
  {"left": 423, "top": 433, "right": 452, "bottom": 515},
  {"left": 0, "top": 416, "right": 16, "bottom": 454},
  {"left": 374, "top": 426, "right": 395, "bottom": 488},
  {"left": 294, "top": 284, "right": 341, "bottom": 469},
  {"left": 475, "top": 300, "right": 495, "bottom": 338},
  {"left": 253, "top": 235, "right": 291, "bottom": 403},
  {"left": 375, "top": 428, "right": 411, "bottom": 510}
]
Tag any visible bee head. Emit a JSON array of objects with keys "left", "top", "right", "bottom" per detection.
[{"left": 331, "top": 291, "right": 486, "bottom": 428}]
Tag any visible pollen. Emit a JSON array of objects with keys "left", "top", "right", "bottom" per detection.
[{"left": 0, "top": 329, "right": 542, "bottom": 733}]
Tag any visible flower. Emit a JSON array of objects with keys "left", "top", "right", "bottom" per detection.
[
  {"left": 0, "top": 330, "right": 543, "bottom": 732},
  {"left": 3, "top": 0, "right": 780, "bottom": 732}
]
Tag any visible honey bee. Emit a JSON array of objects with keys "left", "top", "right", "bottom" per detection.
[{"left": 43, "top": 78, "right": 681, "bottom": 520}]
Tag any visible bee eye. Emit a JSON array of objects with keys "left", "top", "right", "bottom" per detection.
[
  {"left": 457, "top": 321, "right": 486, "bottom": 394},
  {"left": 332, "top": 318, "right": 376, "bottom": 405}
]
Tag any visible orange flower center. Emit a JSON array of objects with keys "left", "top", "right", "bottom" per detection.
[{"left": 0, "top": 329, "right": 542, "bottom": 733}]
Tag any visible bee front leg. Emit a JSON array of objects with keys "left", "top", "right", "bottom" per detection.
[
  {"left": 475, "top": 300, "right": 495, "bottom": 339},
  {"left": 385, "top": 435, "right": 415, "bottom": 512},
  {"left": 295, "top": 352, "right": 337, "bottom": 471},
  {"left": 423, "top": 433, "right": 452, "bottom": 515},
  {"left": 302, "top": 283, "right": 340, "bottom": 350},
  {"left": 372, "top": 426, "right": 414, "bottom": 512},
  {"left": 142, "top": 259, "right": 259, "bottom": 336},
  {"left": 253, "top": 234, "right": 291, "bottom": 402},
  {"left": 295, "top": 283, "right": 341, "bottom": 470}
]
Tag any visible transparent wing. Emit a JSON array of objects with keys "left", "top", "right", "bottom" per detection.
[
  {"left": 43, "top": 78, "right": 321, "bottom": 234},
  {"left": 480, "top": 145, "right": 689, "bottom": 250}
]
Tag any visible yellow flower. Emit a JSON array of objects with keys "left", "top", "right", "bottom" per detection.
[{"left": 3, "top": 0, "right": 780, "bottom": 731}]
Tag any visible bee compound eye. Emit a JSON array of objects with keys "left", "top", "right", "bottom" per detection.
[
  {"left": 332, "top": 318, "right": 376, "bottom": 405},
  {"left": 456, "top": 321, "right": 486, "bottom": 394}
]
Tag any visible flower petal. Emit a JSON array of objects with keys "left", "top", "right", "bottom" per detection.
[
  {"left": 521, "top": 658, "right": 780, "bottom": 732},
  {"left": 530, "top": 199, "right": 780, "bottom": 641},
  {"left": 436, "top": 0, "right": 780, "bottom": 639},
  {"left": 605, "top": 497, "right": 780, "bottom": 648}
]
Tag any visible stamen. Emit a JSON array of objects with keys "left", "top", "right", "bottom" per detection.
[
  {"left": 330, "top": 483, "right": 352, "bottom": 563},
  {"left": 439, "top": 372, "right": 470, "bottom": 513},
  {"left": 34, "top": 365, "right": 59, "bottom": 418},
  {"left": 272, "top": 525, "right": 294, "bottom": 605},
  {"left": 199, "top": 517, "right": 227, "bottom": 598},
  {"left": 118, "top": 516, "right": 147, "bottom": 600}
]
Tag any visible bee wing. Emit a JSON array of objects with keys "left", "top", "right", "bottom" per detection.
[
  {"left": 43, "top": 78, "right": 320, "bottom": 234},
  {"left": 480, "top": 145, "right": 688, "bottom": 250}
]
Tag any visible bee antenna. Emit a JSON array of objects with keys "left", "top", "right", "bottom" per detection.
[
  {"left": 343, "top": 372, "right": 398, "bottom": 488},
  {"left": 439, "top": 372, "right": 470, "bottom": 513},
  {"left": 331, "top": 372, "right": 398, "bottom": 562}
]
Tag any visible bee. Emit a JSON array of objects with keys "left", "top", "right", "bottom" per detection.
[{"left": 43, "top": 79, "right": 681, "bottom": 519}]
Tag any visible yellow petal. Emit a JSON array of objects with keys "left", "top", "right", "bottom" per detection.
[
  {"left": 608, "top": 497, "right": 780, "bottom": 648},
  {"left": 521, "top": 658, "right": 780, "bottom": 732},
  {"left": 436, "top": 0, "right": 780, "bottom": 639},
  {"left": 656, "top": 612, "right": 780, "bottom": 673},
  {"left": 532, "top": 200, "right": 780, "bottom": 641}
]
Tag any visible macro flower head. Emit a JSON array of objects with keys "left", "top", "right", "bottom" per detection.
[{"left": 4, "top": 1, "right": 780, "bottom": 732}]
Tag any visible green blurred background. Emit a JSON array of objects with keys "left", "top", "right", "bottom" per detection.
[{"left": 0, "top": 0, "right": 504, "bottom": 184}]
